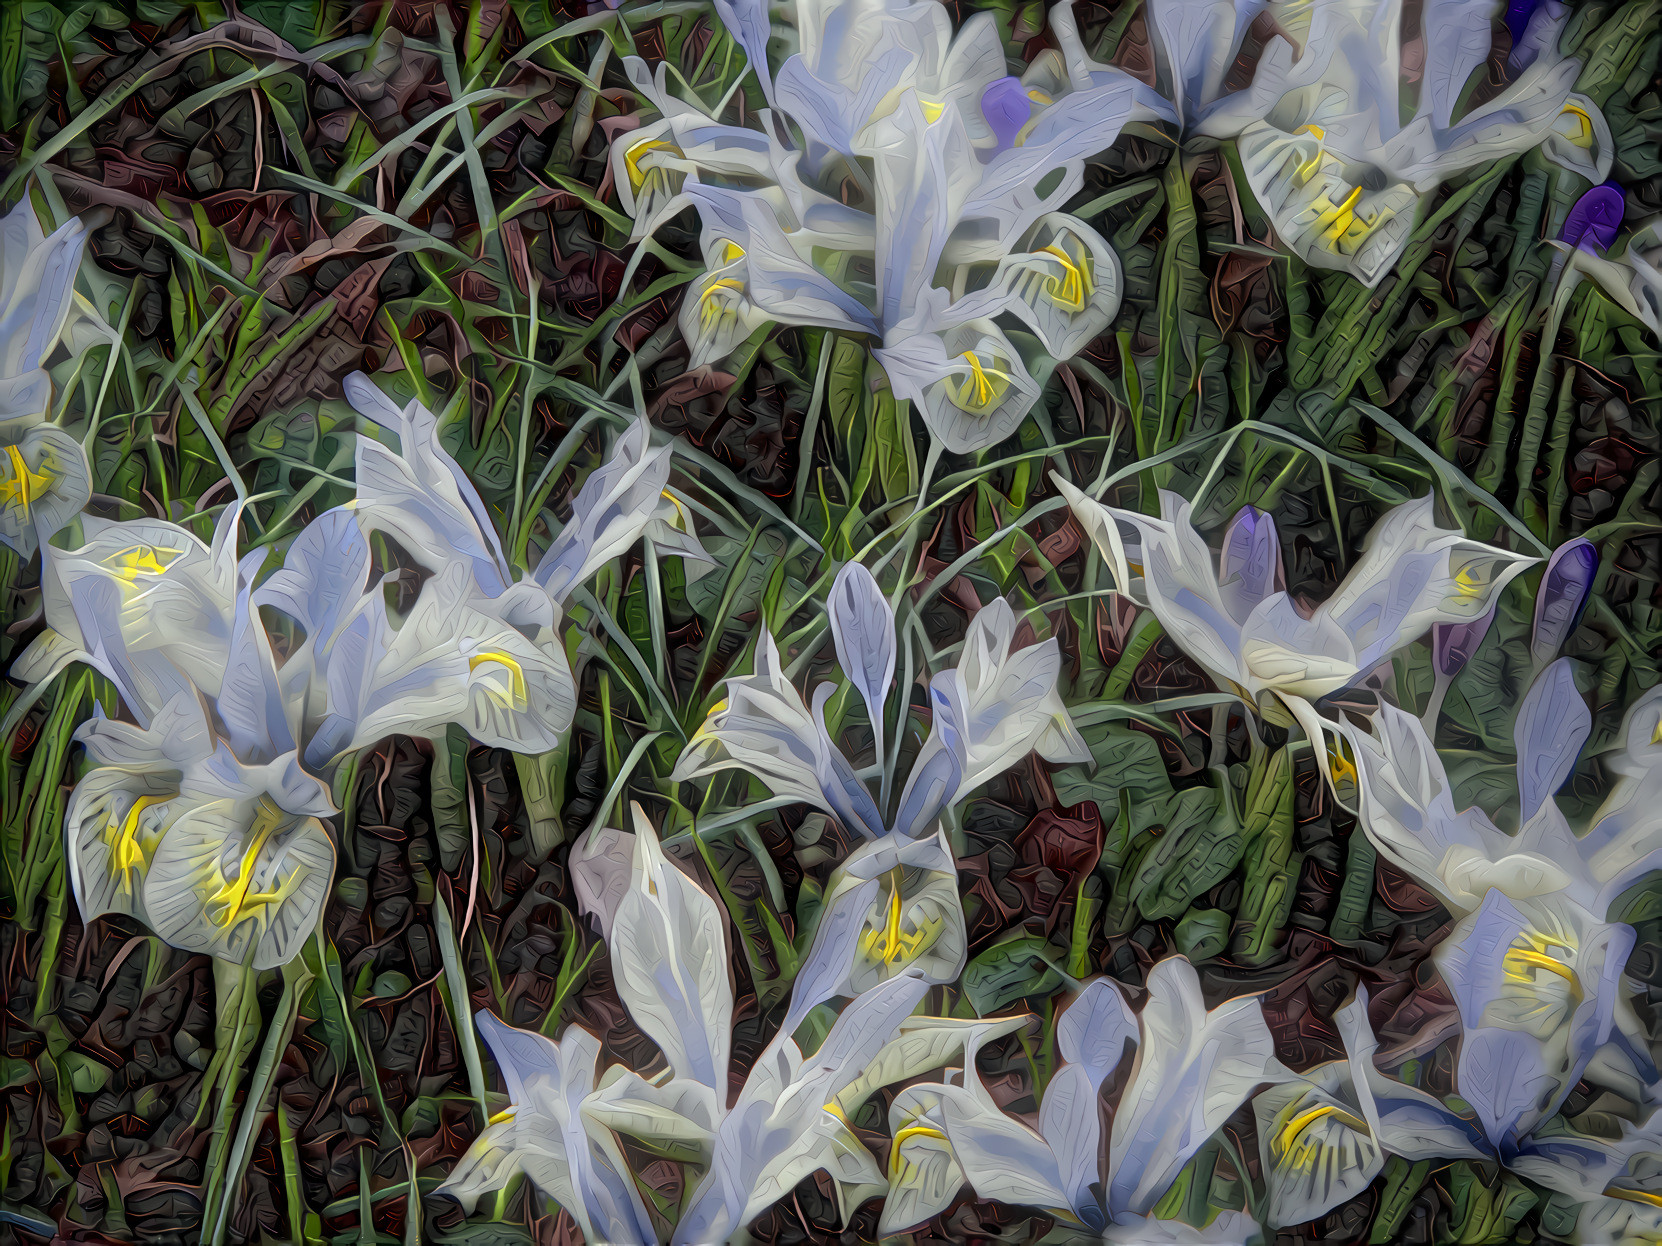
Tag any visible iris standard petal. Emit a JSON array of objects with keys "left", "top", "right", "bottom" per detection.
[
  {"left": 608, "top": 803, "right": 733, "bottom": 1095},
  {"left": 1107, "top": 957, "right": 1289, "bottom": 1217}
]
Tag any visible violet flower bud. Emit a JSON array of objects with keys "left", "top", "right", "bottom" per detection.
[
  {"left": 980, "top": 77, "right": 1030, "bottom": 154},
  {"left": 1562, "top": 184, "right": 1625, "bottom": 253},
  {"left": 1433, "top": 607, "right": 1497, "bottom": 681},
  {"left": 1504, "top": 0, "right": 1544, "bottom": 46},
  {"left": 1218, "top": 505, "right": 1285, "bottom": 614},
  {"left": 1530, "top": 538, "right": 1598, "bottom": 665}
]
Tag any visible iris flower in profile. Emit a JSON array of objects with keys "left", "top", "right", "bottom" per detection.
[
  {"left": 453, "top": 801, "right": 1014, "bottom": 1245},
  {"left": 15, "top": 506, "right": 335, "bottom": 970},
  {"left": 618, "top": 0, "right": 1167, "bottom": 453},
  {"left": 1334, "top": 662, "right": 1662, "bottom": 1197},
  {"left": 0, "top": 200, "right": 113, "bottom": 557},
  {"left": 1059, "top": 482, "right": 1536, "bottom": 782},
  {"left": 1251, "top": 986, "right": 1489, "bottom": 1228},
  {"left": 295, "top": 373, "right": 711, "bottom": 766},
  {"left": 16, "top": 370, "right": 710, "bottom": 970},
  {"left": 1229, "top": 0, "right": 1609, "bottom": 285},
  {"left": 672, "top": 563, "right": 1086, "bottom": 997},
  {"left": 881, "top": 957, "right": 1288, "bottom": 1239}
]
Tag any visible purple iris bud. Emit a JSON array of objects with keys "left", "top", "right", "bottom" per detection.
[
  {"left": 1504, "top": 0, "right": 1543, "bottom": 46},
  {"left": 1530, "top": 538, "right": 1598, "bottom": 665},
  {"left": 1562, "top": 184, "right": 1625, "bottom": 252},
  {"left": 1217, "top": 506, "right": 1284, "bottom": 623},
  {"left": 981, "top": 77, "right": 1030, "bottom": 153},
  {"left": 1433, "top": 606, "right": 1495, "bottom": 680}
]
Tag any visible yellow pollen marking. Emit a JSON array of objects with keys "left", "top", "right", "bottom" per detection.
[
  {"left": 1273, "top": 1103, "right": 1369, "bottom": 1161},
  {"left": 720, "top": 241, "right": 746, "bottom": 265},
  {"left": 1326, "top": 739, "right": 1357, "bottom": 786},
  {"left": 1321, "top": 185, "right": 1366, "bottom": 242},
  {"left": 952, "top": 352, "right": 1010, "bottom": 412},
  {"left": 1606, "top": 1187, "right": 1662, "bottom": 1208},
  {"left": 1295, "top": 123, "right": 1326, "bottom": 140},
  {"left": 624, "top": 138, "right": 680, "bottom": 192},
  {"left": 207, "top": 798, "right": 294, "bottom": 929},
  {"left": 859, "top": 869, "right": 932, "bottom": 966},
  {"left": 110, "top": 543, "right": 184, "bottom": 581},
  {"left": 918, "top": 97, "right": 944, "bottom": 122},
  {"left": 1037, "top": 243, "right": 1090, "bottom": 312},
  {"left": 488, "top": 1107, "right": 518, "bottom": 1126},
  {"left": 110, "top": 794, "right": 170, "bottom": 875},
  {"left": 1507, "top": 948, "right": 1577, "bottom": 983},
  {"left": 0, "top": 444, "right": 52, "bottom": 518},
  {"left": 469, "top": 651, "right": 529, "bottom": 709},
  {"left": 1651, "top": 715, "right": 1662, "bottom": 745},
  {"left": 1026, "top": 89, "right": 1052, "bottom": 105},
  {"left": 700, "top": 276, "right": 747, "bottom": 330},
  {"left": 1560, "top": 102, "right": 1595, "bottom": 144},
  {"left": 889, "top": 1123, "right": 949, "bottom": 1173}
]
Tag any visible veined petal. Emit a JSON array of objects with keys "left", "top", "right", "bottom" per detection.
[
  {"left": 987, "top": 213, "right": 1122, "bottom": 361},
  {"left": 342, "top": 562, "right": 576, "bottom": 756},
  {"left": 1335, "top": 987, "right": 1487, "bottom": 1162},
  {"left": 1419, "top": 0, "right": 1501, "bottom": 131},
  {"left": 55, "top": 515, "right": 237, "bottom": 720},
  {"left": 1437, "top": 891, "right": 1634, "bottom": 1154},
  {"left": 1332, "top": 703, "right": 1538, "bottom": 914},
  {"left": 1236, "top": 119, "right": 1418, "bottom": 287},
  {"left": 881, "top": 1086, "right": 965, "bottom": 1234},
  {"left": 878, "top": 316, "right": 1040, "bottom": 454},
  {"left": 584, "top": 1069, "right": 719, "bottom": 1165},
  {"left": 0, "top": 205, "right": 89, "bottom": 382},
  {"left": 1043, "top": 978, "right": 1138, "bottom": 1216},
  {"left": 1254, "top": 1062, "right": 1382, "bottom": 1228},
  {"left": 448, "top": 1014, "right": 659, "bottom": 1245},
  {"left": 610, "top": 803, "right": 733, "bottom": 1095},
  {"left": 785, "top": 829, "right": 967, "bottom": 1032},
  {"left": 534, "top": 416, "right": 708, "bottom": 602},
  {"left": 1576, "top": 685, "right": 1662, "bottom": 910},
  {"left": 675, "top": 971, "right": 932, "bottom": 1246},
  {"left": 1107, "top": 957, "right": 1289, "bottom": 1218},
  {"left": 961, "top": 73, "right": 1168, "bottom": 247},
  {"left": 141, "top": 790, "right": 335, "bottom": 970},
  {"left": 570, "top": 824, "right": 636, "bottom": 941},
  {"left": 682, "top": 183, "right": 877, "bottom": 336},
  {"left": 679, "top": 249, "right": 773, "bottom": 371},
  {"left": 1217, "top": 506, "right": 1286, "bottom": 627},
  {"left": 1144, "top": 0, "right": 1268, "bottom": 129},
  {"left": 0, "top": 424, "right": 91, "bottom": 557},
  {"left": 1316, "top": 495, "right": 1538, "bottom": 674},
  {"left": 1514, "top": 659, "right": 1590, "bottom": 828},
  {"left": 932, "top": 598, "right": 1091, "bottom": 797},
  {"left": 936, "top": 1026, "right": 1076, "bottom": 1219}
]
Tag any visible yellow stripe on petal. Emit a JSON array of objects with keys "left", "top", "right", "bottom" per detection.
[
  {"left": 624, "top": 138, "right": 680, "bottom": 191},
  {"left": 470, "top": 651, "right": 529, "bottom": 710},
  {"left": 207, "top": 798, "right": 298, "bottom": 930},
  {"left": 888, "top": 1123, "right": 949, "bottom": 1175},
  {"left": 0, "top": 444, "right": 52, "bottom": 519},
  {"left": 1037, "top": 242, "right": 1090, "bottom": 312},
  {"left": 110, "top": 794, "right": 170, "bottom": 876},
  {"left": 952, "top": 352, "right": 1011, "bottom": 413}
]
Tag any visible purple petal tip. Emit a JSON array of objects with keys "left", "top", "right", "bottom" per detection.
[
  {"left": 980, "top": 77, "right": 1030, "bottom": 153},
  {"left": 1562, "top": 185, "right": 1625, "bottom": 252}
]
